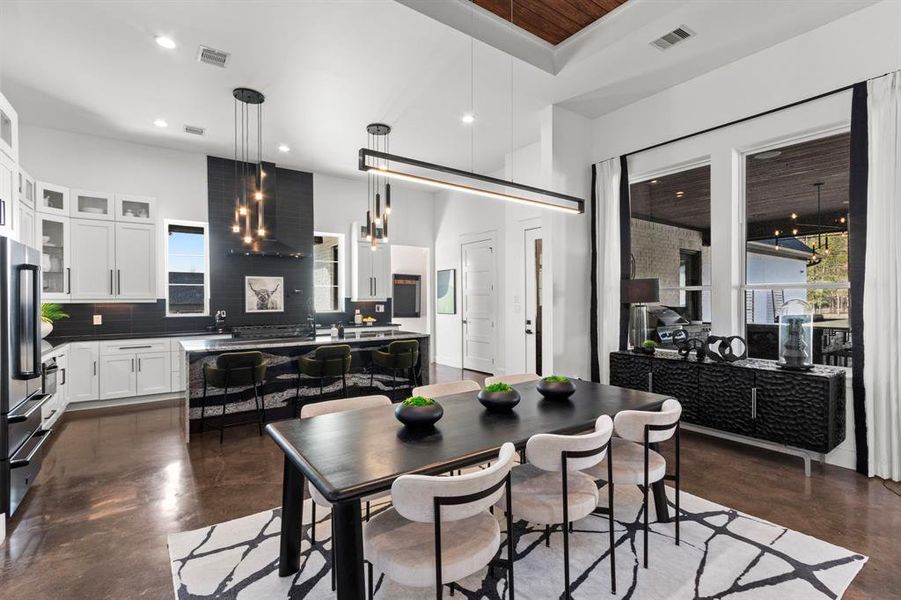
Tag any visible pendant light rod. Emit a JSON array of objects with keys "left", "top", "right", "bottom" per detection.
[{"left": 358, "top": 148, "right": 584, "bottom": 214}]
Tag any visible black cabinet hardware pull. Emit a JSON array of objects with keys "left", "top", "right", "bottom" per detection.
[{"left": 118, "top": 345, "right": 152, "bottom": 350}]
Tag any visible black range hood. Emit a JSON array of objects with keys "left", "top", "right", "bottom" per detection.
[{"left": 227, "top": 239, "right": 304, "bottom": 259}]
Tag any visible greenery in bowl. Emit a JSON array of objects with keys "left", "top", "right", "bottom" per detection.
[
  {"left": 542, "top": 375, "right": 570, "bottom": 383},
  {"left": 402, "top": 396, "right": 435, "bottom": 407},
  {"left": 41, "top": 303, "right": 69, "bottom": 324},
  {"left": 483, "top": 382, "right": 513, "bottom": 393},
  {"left": 642, "top": 340, "right": 658, "bottom": 349}
]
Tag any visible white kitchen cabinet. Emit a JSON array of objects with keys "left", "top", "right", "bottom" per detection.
[
  {"left": 136, "top": 352, "right": 170, "bottom": 396},
  {"left": 115, "top": 222, "right": 155, "bottom": 299},
  {"left": 0, "top": 152, "right": 17, "bottom": 240},
  {"left": 70, "top": 189, "right": 115, "bottom": 221},
  {"left": 37, "top": 213, "right": 70, "bottom": 300},
  {"left": 18, "top": 203, "right": 35, "bottom": 249},
  {"left": 18, "top": 169, "right": 35, "bottom": 209},
  {"left": 0, "top": 92, "right": 18, "bottom": 162},
  {"left": 99, "top": 354, "right": 136, "bottom": 400},
  {"left": 68, "top": 342, "right": 99, "bottom": 403},
  {"left": 115, "top": 194, "right": 155, "bottom": 223},
  {"left": 351, "top": 239, "right": 391, "bottom": 301},
  {"left": 36, "top": 181, "right": 69, "bottom": 216},
  {"left": 70, "top": 219, "right": 116, "bottom": 299}
]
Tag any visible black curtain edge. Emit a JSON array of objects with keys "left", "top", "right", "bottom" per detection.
[
  {"left": 849, "top": 82, "right": 869, "bottom": 475},
  {"left": 589, "top": 164, "right": 600, "bottom": 383},
  {"left": 618, "top": 155, "right": 631, "bottom": 353}
]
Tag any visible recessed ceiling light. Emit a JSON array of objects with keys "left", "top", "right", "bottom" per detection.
[
  {"left": 649, "top": 179, "right": 659, "bottom": 184},
  {"left": 278, "top": 144, "right": 290, "bottom": 153},
  {"left": 752, "top": 150, "right": 782, "bottom": 160},
  {"left": 153, "top": 118, "right": 168, "bottom": 128},
  {"left": 155, "top": 36, "right": 177, "bottom": 50},
  {"left": 461, "top": 113, "right": 475, "bottom": 124}
]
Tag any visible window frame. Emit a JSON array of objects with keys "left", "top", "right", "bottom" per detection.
[
  {"left": 313, "top": 230, "right": 345, "bottom": 313},
  {"left": 164, "top": 218, "right": 210, "bottom": 318}
]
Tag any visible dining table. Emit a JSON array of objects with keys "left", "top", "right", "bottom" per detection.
[{"left": 266, "top": 379, "right": 674, "bottom": 600}]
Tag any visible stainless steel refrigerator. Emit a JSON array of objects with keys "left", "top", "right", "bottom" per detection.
[{"left": 1, "top": 236, "right": 50, "bottom": 517}]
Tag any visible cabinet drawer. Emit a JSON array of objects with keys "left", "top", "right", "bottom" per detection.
[{"left": 100, "top": 339, "right": 169, "bottom": 355}]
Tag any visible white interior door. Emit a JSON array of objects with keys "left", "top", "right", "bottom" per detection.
[
  {"left": 461, "top": 238, "right": 496, "bottom": 373},
  {"left": 71, "top": 218, "right": 116, "bottom": 299},
  {"left": 524, "top": 227, "right": 543, "bottom": 374}
]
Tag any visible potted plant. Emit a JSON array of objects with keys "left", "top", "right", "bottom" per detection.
[
  {"left": 395, "top": 396, "right": 444, "bottom": 429},
  {"left": 537, "top": 375, "right": 576, "bottom": 400},
  {"left": 477, "top": 382, "right": 521, "bottom": 412},
  {"left": 41, "top": 303, "right": 69, "bottom": 339},
  {"left": 640, "top": 340, "right": 658, "bottom": 355}
]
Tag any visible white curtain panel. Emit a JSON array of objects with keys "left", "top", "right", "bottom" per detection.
[
  {"left": 864, "top": 71, "right": 901, "bottom": 481},
  {"left": 594, "top": 158, "right": 621, "bottom": 384}
]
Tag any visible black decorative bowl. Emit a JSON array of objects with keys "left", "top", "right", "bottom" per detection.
[
  {"left": 640, "top": 346, "right": 656, "bottom": 356},
  {"left": 395, "top": 402, "right": 444, "bottom": 429},
  {"left": 477, "top": 389, "right": 521, "bottom": 412},
  {"left": 537, "top": 379, "right": 576, "bottom": 400}
]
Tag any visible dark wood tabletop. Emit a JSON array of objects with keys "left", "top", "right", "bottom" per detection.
[{"left": 266, "top": 379, "right": 671, "bottom": 503}]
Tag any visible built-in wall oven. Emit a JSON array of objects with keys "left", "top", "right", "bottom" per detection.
[{"left": 1, "top": 236, "right": 51, "bottom": 518}]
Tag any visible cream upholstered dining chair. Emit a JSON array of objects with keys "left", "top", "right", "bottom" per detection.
[
  {"left": 484, "top": 373, "right": 541, "bottom": 386},
  {"left": 584, "top": 398, "right": 682, "bottom": 569},
  {"left": 499, "top": 415, "right": 616, "bottom": 597},
  {"left": 363, "top": 442, "right": 517, "bottom": 599},
  {"left": 300, "top": 394, "right": 392, "bottom": 591},
  {"left": 412, "top": 379, "right": 480, "bottom": 398}
]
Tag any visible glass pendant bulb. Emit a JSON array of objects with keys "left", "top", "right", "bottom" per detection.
[
  {"left": 238, "top": 206, "right": 248, "bottom": 217},
  {"left": 231, "top": 224, "right": 240, "bottom": 233},
  {"left": 254, "top": 191, "right": 263, "bottom": 201},
  {"left": 243, "top": 234, "right": 252, "bottom": 244}
]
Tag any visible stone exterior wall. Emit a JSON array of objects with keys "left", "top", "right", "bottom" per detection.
[{"left": 630, "top": 218, "right": 710, "bottom": 310}]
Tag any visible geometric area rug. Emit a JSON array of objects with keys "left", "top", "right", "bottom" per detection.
[{"left": 168, "top": 486, "right": 867, "bottom": 599}]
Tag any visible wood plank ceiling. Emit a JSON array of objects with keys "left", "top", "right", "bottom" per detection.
[
  {"left": 629, "top": 132, "right": 851, "bottom": 242},
  {"left": 473, "top": 0, "right": 629, "bottom": 45}
]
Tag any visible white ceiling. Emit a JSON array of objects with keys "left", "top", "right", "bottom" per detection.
[{"left": 0, "top": 0, "right": 877, "bottom": 180}]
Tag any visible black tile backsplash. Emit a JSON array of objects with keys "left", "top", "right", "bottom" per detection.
[
  {"left": 315, "top": 298, "right": 393, "bottom": 327},
  {"left": 46, "top": 300, "right": 214, "bottom": 341}
]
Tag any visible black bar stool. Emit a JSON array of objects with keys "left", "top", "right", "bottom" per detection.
[
  {"left": 296, "top": 344, "right": 353, "bottom": 414},
  {"left": 370, "top": 340, "right": 419, "bottom": 400},
  {"left": 201, "top": 351, "right": 267, "bottom": 444}
]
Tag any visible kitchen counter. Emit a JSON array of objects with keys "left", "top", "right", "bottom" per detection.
[
  {"left": 181, "top": 329, "right": 421, "bottom": 354},
  {"left": 41, "top": 329, "right": 230, "bottom": 358}
]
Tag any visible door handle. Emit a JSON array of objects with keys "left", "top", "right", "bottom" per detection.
[
  {"left": 66, "top": 267, "right": 71, "bottom": 294},
  {"left": 138, "top": 358, "right": 142, "bottom": 372},
  {"left": 525, "top": 329, "right": 533, "bottom": 334},
  {"left": 0, "top": 197, "right": 5, "bottom": 226},
  {"left": 131, "top": 358, "right": 135, "bottom": 372},
  {"left": 110, "top": 269, "right": 114, "bottom": 294},
  {"left": 117, "top": 269, "right": 121, "bottom": 295},
  {"left": 751, "top": 387, "right": 757, "bottom": 419},
  {"left": 61, "top": 368, "right": 66, "bottom": 385},
  {"left": 93, "top": 360, "right": 97, "bottom": 376}
]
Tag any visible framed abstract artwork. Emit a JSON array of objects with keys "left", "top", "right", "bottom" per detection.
[{"left": 436, "top": 269, "right": 456, "bottom": 315}]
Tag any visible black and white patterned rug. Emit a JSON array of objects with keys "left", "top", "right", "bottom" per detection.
[{"left": 168, "top": 487, "right": 866, "bottom": 599}]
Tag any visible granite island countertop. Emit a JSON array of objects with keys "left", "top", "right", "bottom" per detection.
[{"left": 180, "top": 330, "right": 429, "bottom": 355}]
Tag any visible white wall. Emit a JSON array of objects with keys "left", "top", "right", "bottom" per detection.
[{"left": 19, "top": 124, "right": 208, "bottom": 296}]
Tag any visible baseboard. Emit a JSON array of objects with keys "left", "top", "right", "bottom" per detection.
[{"left": 66, "top": 393, "right": 182, "bottom": 414}]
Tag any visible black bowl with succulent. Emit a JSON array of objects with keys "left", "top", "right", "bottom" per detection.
[
  {"left": 477, "top": 382, "right": 521, "bottom": 412},
  {"left": 640, "top": 340, "right": 658, "bottom": 355},
  {"left": 395, "top": 396, "right": 444, "bottom": 429},
  {"left": 536, "top": 375, "right": 576, "bottom": 400}
]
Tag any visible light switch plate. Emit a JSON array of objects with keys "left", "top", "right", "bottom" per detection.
[
  {"left": 93, "top": 315, "right": 102, "bottom": 325},
  {"left": 375, "top": 304, "right": 385, "bottom": 313}
]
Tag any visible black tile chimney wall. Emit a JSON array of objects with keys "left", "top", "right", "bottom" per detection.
[{"left": 207, "top": 156, "right": 314, "bottom": 326}]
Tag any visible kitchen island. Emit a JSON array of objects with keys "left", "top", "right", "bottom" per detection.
[{"left": 179, "top": 330, "right": 430, "bottom": 441}]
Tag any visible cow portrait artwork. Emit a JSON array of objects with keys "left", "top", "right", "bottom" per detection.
[{"left": 244, "top": 276, "right": 285, "bottom": 313}]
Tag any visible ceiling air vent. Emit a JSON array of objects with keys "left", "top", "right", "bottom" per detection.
[
  {"left": 184, "top": 125, "right": 205, "bottom": 136},
  {"left": 197, "top": 45, "right": 230, "bottom": 68},
  {"left": 650, "top": 26, "right": 694, "bottom": 51}
]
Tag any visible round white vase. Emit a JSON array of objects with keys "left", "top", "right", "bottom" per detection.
[{"left": 41, "top": 320, "right": 53, "bottom": 339}]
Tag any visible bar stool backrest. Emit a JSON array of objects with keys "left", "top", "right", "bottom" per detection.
[
  {"left": 412, "top": 379, "right": 480, "bottom": 398},
  {"left": 391, "top": 442, "right": 516, "bottom": 523},
  {"left": 386, "top": 340, "right": 419, "bottom": 369},
  {"left": 205, "top": 351, "right": 266, "bottom": 387},
  {"left": 613, "top": 399, "right": 682, "bottom": 444},
  {"left": 314, "top": 344, "right": 352, "bottom": 371},
  {"left": 526, "top": 415, "right": 613, "bottom": 472},
  {"left": 300, "top": 394, "right": 391, "bottom": 418}
]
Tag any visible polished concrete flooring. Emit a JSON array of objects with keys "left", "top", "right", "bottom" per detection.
[{"left": 2, "top": 364, "right": 899, "bottom": 599}]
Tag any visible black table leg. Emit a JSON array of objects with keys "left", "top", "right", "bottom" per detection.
[
  {"left": 649, "top": 442, "right": 671, "bottom": 523},
  {"left": 279, "top": 456, "right": 304, "bottom": 576},
  {"left": 333, "top": 499, "right": 366, "bottom": 600}
]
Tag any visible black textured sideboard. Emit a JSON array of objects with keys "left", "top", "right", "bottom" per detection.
[{"left": 609, "top": 351, "right": 846, "bottom": 454}]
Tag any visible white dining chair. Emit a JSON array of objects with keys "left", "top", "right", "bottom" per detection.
[
  {"left": 412, "top": 379, "right": 480, "bottom": 398},
  {"left": 484, "top": 373, "right": 541, "bottom": 386},
  {"left": 300, "top": 394, "right": 392, "bottom": 590},
  {"left": 499, "top": 415, "right": 615, "bottom": 597},
  {"left": 363, "top": 442, "right": 518, "bottom": 599},
  {"left": 584, "top": 398, "right": 682, "bottom": 568}
]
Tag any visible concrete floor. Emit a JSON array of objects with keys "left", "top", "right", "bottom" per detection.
[{"left": 2, "top": 364, "right": 899, "bottom": 599}]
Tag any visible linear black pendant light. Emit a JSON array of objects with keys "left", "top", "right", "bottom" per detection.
[
  {"left": 232, "top": 87, "right": 266, "bottom": 244},
  {"left": 364, "top": 123, "right": 392, "bottom": 250}
]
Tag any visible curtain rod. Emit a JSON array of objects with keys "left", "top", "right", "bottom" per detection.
[{"left": 593, "top": 74, "right": 892, "bottom": 165}]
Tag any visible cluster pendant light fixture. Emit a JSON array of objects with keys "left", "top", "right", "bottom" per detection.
[
  {"left": 363, "top": 123, "right": 392, "bottom": 251},
  {"left": 771, "top": 182, "right": 847, "bottom": 267},
  {"left": 232, "top": 87, "right": 266, "bottom": 245}
]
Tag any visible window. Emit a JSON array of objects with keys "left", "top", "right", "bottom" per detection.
[
  {"left": 629, "top": 165, "right": 712, "bottom": 348},
  {"left": 313, "top": 232, "right": 344, "bottom": 312},
  {"left": 166, "top": 221, "right": 208, "bottom": 316},
  {"left": 744, "top": 132, "right": 851, "bottom": 366}
]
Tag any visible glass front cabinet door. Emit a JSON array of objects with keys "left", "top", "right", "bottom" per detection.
[
  {"left": 19, "top": 169, "right": 35, "bottom": 209},
  {"left": 38, "top": 214, "right": 71, "bottom": 299},
  {"left": 115, "top": 194, "right": 155, "bottom": 223},
  {"left": 37, "top": 181, "right": 69, "bottom": 216},
  {"left": 70, "top": 189, "right": 115, "bottom": 221}
]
